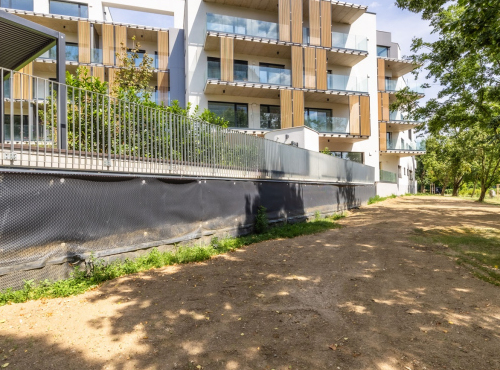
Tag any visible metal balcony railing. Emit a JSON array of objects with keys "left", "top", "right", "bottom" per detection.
[{"left": 0, "top": 68, "right": 375, "bottom": 184}]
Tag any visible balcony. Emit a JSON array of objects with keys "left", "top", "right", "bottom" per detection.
[
  {"left": 384, "top": 139, "right": 426, "bottom": 155},
  {"left": 328, "top": 74, "right": 368, "bottom": 93},
  {"left": 303, "top": 30, "right": 367, "bottom": 52},
  {"left": 207, "top": 13, "right": 278, "bottom": 40},
  {"left": 380, "top": 169, "right": 397, "bottom": 183},
  {"left": 305, "top": 117, "right": 349, "bottom": 134},
  {"left": 385, "top": 79, "right": 424, "bottom": 94},
  {"left": 38, "top": 44, "right": 79, "bottom": 62}
]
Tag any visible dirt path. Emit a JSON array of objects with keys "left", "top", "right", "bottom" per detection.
[{"left": 1, "top": 196, "right": 500, "bottom": 370}]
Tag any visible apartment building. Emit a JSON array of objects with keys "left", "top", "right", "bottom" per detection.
[{"left": 1, "top": 0, "right": 425, "bottom": 195}]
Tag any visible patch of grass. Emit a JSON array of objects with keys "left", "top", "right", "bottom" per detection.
[
  {"left": 0, "top": 212, "right": 346, "bottom": 306},
  {"left": 368, "top": 194, "right": 397, "bottom": 205},
  {"left": 412, "top": 227, "right": 500, "bottom": 286}
]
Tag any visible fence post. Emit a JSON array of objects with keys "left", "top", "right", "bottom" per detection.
[{"left": 56, "top": 34, "right": 67, "bottom": 150}]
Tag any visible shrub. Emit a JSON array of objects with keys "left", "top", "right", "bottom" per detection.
[{"left": 254, "top": 206, "right": 269, "bottom": 234}]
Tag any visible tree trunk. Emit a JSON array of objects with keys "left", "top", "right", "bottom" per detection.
[
  {"left": 478, "top": 185, "right": 487, "bottom": 202},
  {"left": 471, "top": 179, "right": 477, "bottom": 197},
  {"left": 452, "top": 183, "right": 460, "bottom": 196},
  {"left": 441, "top": 181, "right": 448, "bottom": 196}
]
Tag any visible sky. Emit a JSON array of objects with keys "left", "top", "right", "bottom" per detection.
[{"left": 109, "top": 1, "right": 440, "bottom": 102}]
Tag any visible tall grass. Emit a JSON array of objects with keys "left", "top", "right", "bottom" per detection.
[
  {"left": 0, "top": 212, "right": 345, "bottom": 306},
  {"left": 367, "top": 194, "right": 397, "bottom": 205}
]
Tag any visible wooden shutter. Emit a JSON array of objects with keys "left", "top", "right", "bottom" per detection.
[
  {"left": 379, "top": 122, "right": 387, "bottom": 151},
  {"left": 280, "top": 89, "right": 293, "bottom": 128},
  {"left": 78, "top": 21, "right": 91, "bottom": 64},
  {"left": 377, "top": 58, "right": 385, "bottom": 91},
  {"left": 102, "top": 24, "right": 114, "bottom": 66},
  {"left": 220, "top": 37, "right": 234, "bottom": 82},
  {"left": 304, "top": 47, "right": 316, "bottom": 89},
  {"left": 92, "top": 66, "right": 105, "bottom": 82},
  {"left": 107, "top": 68, "right": 117, "bottom": 94},
  {"left": 291, "top": 0, "right": 303, "bottom": 43},
  {"left": 292, "top": 90, "right": 304, "bottom": 126},
  {"left": 309, "top": 0, "right": 321, "bottom": 46},
  {"left": 158, "top": 72, "right": 169, "bottom": 104},
  {"left": 291, "top": 46, "right": 303, "bottom": 88},
  {"left": 349, "top": 95, "right": 360, "bottom": 135},
  {"left": 360, "top": 95, "right": 370, "bottom": 136},
  {"left": 378, "top": 92, "right": 382, "bottom": 120},
  {"left": 320, "top": 1, "right": 332, "bottom": 48},
  {"left": 158, "top": 30, "right": 169, "bottom": 70},
  {"left": 115, "top": 26, "right": 127, "bottom": 66},
  {"left": 279, "top": 0, "right": 291, "bottom": 42},
  {"left": 382, "top": 92, "right": 390, "bottom": 121},
  {"left": 13, "top": 63, "right": 33, "bottom": 99},
  {"left": 316, "top": 48, "right": 327, "bottom": 90}
]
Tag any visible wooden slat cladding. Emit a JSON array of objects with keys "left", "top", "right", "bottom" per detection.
[
  {"left": 377, "top": 58, "right": 385, "bottom": 91},
  {"left": 291, "top": 0, "right": 303, "bottom": 43},
  {"left": 114, "top": 26, "right": 127, "bottom": 66},
  {"left": 381, "top": 92, "right": 390, "bottom": 121},
  {"left": 378, "top": 92, "right": 382, "bottom": 120},
  {"left": 107, "top": 68, "right": 117, "bottom": 94},
  {"left": 220, "top": 37, "right": 234, "bottom": 82},
  {"left": 379, "top": 122, "right": 387, "bottom": 151},
  {"left": 320, "top": 1, "right": 332, "bottom": 48},
  {"left": 291, "top": 46, "right": 303, "bottom": 88},
  {"left": 279, "top": 0, "right": 291, "bottom": 42},
  {"left": 158, "top": 72, "right": 169, "bottom": 104},
  {"left": 309, "top": 0, "right": 321, "bottom": 46},
  {"left": 304, "top": 47, "right": 316, "bottom": 89},
  {"left": 292, "top": 90, "right": 304, "bottom": 126},
  {"left": 349, "top": 95, "right": 360, "bottom": 135},
  {"left": 102, "top": 24, "right": 114, "bottom": 66},
  {"left": 360, "top": 95, "right": 370, "bottom": 136},
  {"left": 78, "top": 21, "right": 91, "bottom": 64},
  {"left": 92, "top": 66, "right": 105, "bottom": 82},
  {"left": 316, "top": 48, "right": 327, "bottom": 90},
  {"left": 280, "top": 89, "right": 293, "bottom": 128},
  {"left": 13, "top": 63, "right": 32, "bottom": 99},
  {"left": 158, "top": 31, "right": 169, "bottom": 71}
]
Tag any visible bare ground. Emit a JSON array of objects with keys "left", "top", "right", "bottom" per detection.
[{"left": 1, "top": 196, "right": 500, "bottom": 370}]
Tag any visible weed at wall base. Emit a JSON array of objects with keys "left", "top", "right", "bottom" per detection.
[
  {"left": 368, "top": 194, "right": 397, "bottom": 205},
  {"left": 0, "top": 212, "right": 346, "bottom": 306}
]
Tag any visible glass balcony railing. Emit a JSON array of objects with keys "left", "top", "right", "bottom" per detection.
[
  {"left": 332, "top": 31, "right": 368, "bottom": 51},
  {"left": 92, "top": 48, "right": 103, "bottom": 64},
  {"left": 127, "top": 52, "right": 159, "bottom": 69},
  {"left": 260, "top": 112, "right": 281, "bottom": 129},
  {"left": 208, "top": 64, "right": 291, "bottom": 86},
  {"left": 328, "top": 74, "right": 368, "bottom": 93},
  {"left": 385, "top": 79, "right": 424, "bottom": 94},
  {"left": 387, "top": 139, "right": 426, "bottom": 151},
  {"left": 39, "top": 44, "right": 79, "bottom": 62},
  {"left": 380, "top": 169, "right": 397, "bottom": 183},
  {"left": 207, "top": 13, "right": 279, "bottom": 40},
  {"left": 389, "top": 110, "right": 422, "bottom": 122},
  {"left": 305, "top": 116, "right": 349, "bottom": 133}
]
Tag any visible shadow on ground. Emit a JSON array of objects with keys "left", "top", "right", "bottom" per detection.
[{"left": 1, "top": 196, "right": 500, "bottom": 370}]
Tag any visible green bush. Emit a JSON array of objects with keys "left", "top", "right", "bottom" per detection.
[{"left": 254, "top": 206, "right": 269, "bottom": 234}]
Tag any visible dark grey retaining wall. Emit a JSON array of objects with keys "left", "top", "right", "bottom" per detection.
[{"left": 0, "top": 172, "right": 375, "bottom": 290}]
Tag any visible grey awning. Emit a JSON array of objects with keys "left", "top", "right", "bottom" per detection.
[{"left": 0, "top": 10, "right": 62, "bottom": 71}]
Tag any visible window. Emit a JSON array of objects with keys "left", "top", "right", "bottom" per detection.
[
  {"left": 259, "top": 63, "right": 286, "bottom": 85},
  {"left": 208, "top": 102, "right": 248, "bottom": 128},
  {"left": 0, "top": 0, "right": 33, "bottom": 10},
  {"left": 409, "top": 170, "right": 413, "bottom": 181},
  {"left": 234, "top": 60, "right": 248, "bottom": 81},
  {"left": 386, "top": 132, "right": 393, "bottom": 147},
  {"left": 304, "top": 108, "right": 332, "bottom": 132},
  {"left": 404, "top": 167, "right": 406, "bottom": 176},
  {"left": 377, "top": 46, "right": 389, "bottom": 57},
  {"left": 260, "top": 105, "right": 280, "bottom": 129},
  {"left": 3, "top": 114, "right": 38, "bottom": 141},
  {"left": 50, "top": 0, "right": 88, "bottom": 18},
  {"left": 331, "top": 152, "right": 364, "bottom": 164},
  {"left": 207, "top": 57, "right": 221, "bottom": 80},
  {"left": 408, "top": 129, "right": 412, "bottom": 140},
  {"left": 398, "top": 165, "right": 402, "bottom": 178}
]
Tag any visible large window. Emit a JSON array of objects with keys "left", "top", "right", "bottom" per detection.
[
  {"left": 49, "top": 0, "right": 88, "bottom": 18},
  {"left": 377, "top": 46, "right": 389, "bottom": 57},
  {"left": 260, "top": 105, "right": 280, "bottom": 129},
  {"left": 3, "top": 115, "right": 40, "bottom": 141},
  {"left": 207, "top": 57, "right": 221, "bottom": 80},
  {"left": 0, "top": 0, "right": 33, "bottom": 10},
  {"left": 208, "top": 102, "right": 248, "bottom": 128},
  {"left": 234, "top": 60, "right": 248, "bottom": 81},
  {"left": 331, "top": 152, "right": 364, "bottom": 164},
  {"left": 259, "top": 63, "right": 287, "bottom": 85},
  {"left": 304, "top": 108, "right": 332, "bottom": 132}
]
